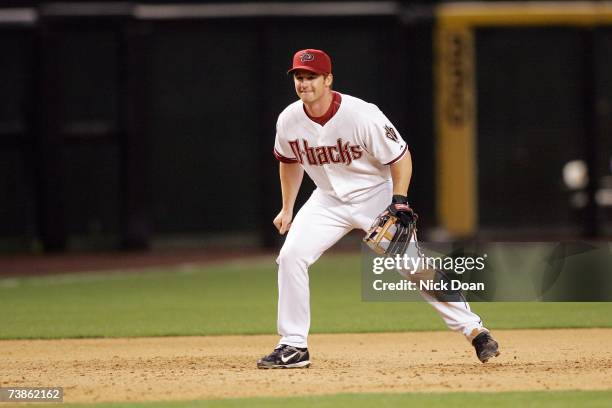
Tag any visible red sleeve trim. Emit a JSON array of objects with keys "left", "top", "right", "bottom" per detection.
[
  {"left": 273, "top": 148, "right": 299, "bottom": 164},
  {"left": 384, "top": 144, "right": 409, "bottom": 165}
]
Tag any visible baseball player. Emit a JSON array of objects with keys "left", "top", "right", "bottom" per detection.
[{"left": 257, "top": 49, "right": 500, "bottom": 369}]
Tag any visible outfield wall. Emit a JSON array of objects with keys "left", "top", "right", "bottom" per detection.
[{"left": 0, "top": 1, "right": 610, "bottom": 252}]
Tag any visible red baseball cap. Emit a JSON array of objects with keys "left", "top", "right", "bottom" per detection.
[{"left": 287, "top": 49, "right": 332, "bottom": 75}]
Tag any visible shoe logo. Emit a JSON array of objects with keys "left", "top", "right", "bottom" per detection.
[{"left": 281, "top": 351, "right": 299, "bottom": 363}]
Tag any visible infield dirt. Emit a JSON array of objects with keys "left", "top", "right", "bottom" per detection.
[{"left": 2, "top": 328, "right": 612, "bottom": 404}]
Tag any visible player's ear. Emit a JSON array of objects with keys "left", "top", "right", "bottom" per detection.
[{"left": 325, "top": 74, "right": 333, "bottom": 88}]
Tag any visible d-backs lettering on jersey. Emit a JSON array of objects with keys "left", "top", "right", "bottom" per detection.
[
  {"left": 274, "top": 93, "right": 408, "bottom": 202},
  {"left": 288, "top": 138, "right": 363, "bottom": 166}
]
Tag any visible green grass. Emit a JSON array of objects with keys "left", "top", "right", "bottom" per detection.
[
  {"left": 0, "top": 254, "right": 611, "bottom": 339},
  {"left": 34, "top": 391, "right": 612, "bottom": 408}
]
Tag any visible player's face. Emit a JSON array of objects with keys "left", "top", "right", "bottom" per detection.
[{"left": 293, "top": 70, "right": 332, "bottom": 104}]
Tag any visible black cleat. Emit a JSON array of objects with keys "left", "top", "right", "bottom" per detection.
[
  {"left": 257, "top": 344, "right": 310, "bottom": 369},
  {"left": 472, "top": 331, "right": 500, "bottom": 363}
]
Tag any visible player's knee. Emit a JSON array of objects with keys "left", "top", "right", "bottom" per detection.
[{"left": 277, "top": 244, "right": 309, "bottom": 268}]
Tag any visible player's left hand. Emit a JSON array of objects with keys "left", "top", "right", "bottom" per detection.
[{"left": 386, "top": 195, "right": 418, "bottom": 227}]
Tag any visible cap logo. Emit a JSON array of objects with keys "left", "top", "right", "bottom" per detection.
[{"left": 300, "top": 53, "right": 314, "bottom": 62}]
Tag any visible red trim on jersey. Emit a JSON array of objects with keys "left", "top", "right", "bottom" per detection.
[
  {"left": 385, "top": 144, "right": 409, "bottom": 165},
  {"left": 273, "top": 148, "right": 299, "bottom": 164},
  {"left": 304, "top": 91, "right": 342, "bottom": 127}
]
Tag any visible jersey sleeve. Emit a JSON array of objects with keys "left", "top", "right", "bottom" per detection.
[
  {"left": 359, "top": 107, "right": 408, "bottom": 165},
  {"left": 273, "top": 116, "right": 299, "bottom": 164}
]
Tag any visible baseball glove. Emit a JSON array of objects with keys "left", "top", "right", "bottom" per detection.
[{"left": 364, "top": 197, "right": 418, "bottom": 257}]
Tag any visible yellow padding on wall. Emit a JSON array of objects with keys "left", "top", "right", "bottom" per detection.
[{"left": 438, "top": 1, "right": 612, "bottom": 28}]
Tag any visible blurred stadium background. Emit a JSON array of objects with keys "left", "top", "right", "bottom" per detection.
[{"left": 1, "top": 0, "right": 611, "bottom": 255}]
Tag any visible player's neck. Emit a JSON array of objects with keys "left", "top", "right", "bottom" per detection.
[{"left": 303, "top": 91, "right": 333, "bottom": 118}]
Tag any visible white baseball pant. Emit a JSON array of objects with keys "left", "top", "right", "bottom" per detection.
[{"left": 276, "top": 181, "right": 485, "bottom": 348}]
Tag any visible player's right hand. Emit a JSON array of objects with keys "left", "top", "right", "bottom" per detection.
[{"left": 273, "top": 209, "right": 293, "bottom": 235}]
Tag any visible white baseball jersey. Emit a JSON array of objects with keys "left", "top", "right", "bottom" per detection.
[{"left": 274, "top": 93, "right": 408, "bottom": 202}]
